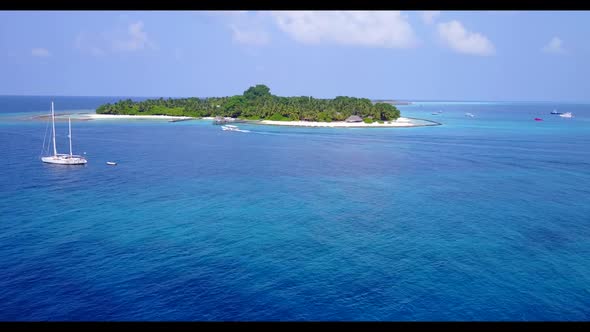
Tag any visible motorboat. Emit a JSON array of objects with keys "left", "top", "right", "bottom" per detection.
[
  {"left": 222, "top": 125, "right": 239, "bottom": 131},
  {"left": 106, "top": 161, "right": 117, "bottom": 165},
  {"left": 534, "top": 118, "right": 543, "bottom": 121},
  {"left": 465, "top": 112, "right": 475, "bottom": 118},
  {"left": 222, "top": 125, "right": 250, "bottom": 133},
  {"left": 550, "top": 109, "right": 562, "bottom": 115}
]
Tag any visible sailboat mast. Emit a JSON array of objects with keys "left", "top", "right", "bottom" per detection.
[
  {"left": 68, "top": 116, "right": 73, "bottom": 156},
  {"left": 51, "top": 101, "right": 57, "bottom": 156}
]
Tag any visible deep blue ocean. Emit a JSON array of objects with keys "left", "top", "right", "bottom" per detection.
[{"left": 1, "top": 95, "right": 589, "bottom": 321}]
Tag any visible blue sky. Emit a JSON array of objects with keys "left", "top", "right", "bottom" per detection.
[{"left": 1, "top": 11, "right": 589, "bottom": 101}]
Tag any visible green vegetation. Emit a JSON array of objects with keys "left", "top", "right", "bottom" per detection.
[
  {"left": 96, "top": 85, "right": 401, "bottom": 122},
  {"left": 363, "top": 118, "right": 374, "bottom": 124},
  {"left": 268, "top": 113, "right": 291, "bottom": 121}
]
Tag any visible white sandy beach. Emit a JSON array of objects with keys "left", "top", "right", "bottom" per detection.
[
  {"left": 257, "top": 117, "right": 420, "bottom": 128},
  {"left": 82, "top": 114, "right": 193, "bottom": 120},
  {"left": 38, "top": 113, "right": 438, "bottom": 128}
]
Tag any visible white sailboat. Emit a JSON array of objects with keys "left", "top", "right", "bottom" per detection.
[{"left": 41, "top": 101, "right": 88, "bottom": 165}]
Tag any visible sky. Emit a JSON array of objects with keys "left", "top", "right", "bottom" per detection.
[{"left": 1, "top": 10, "right": 589, "bottom": 101}]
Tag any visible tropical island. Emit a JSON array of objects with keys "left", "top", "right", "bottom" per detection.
[{"left": 94, "top": 85, "right": 439, "bottom": 128}]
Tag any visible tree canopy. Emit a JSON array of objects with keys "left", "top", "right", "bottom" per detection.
[
  {"left": 243, "top": 85, "right": 271, "bottom": 100},
  {"left": 96, "top": 85, "right": 401, "bottom": 122}
]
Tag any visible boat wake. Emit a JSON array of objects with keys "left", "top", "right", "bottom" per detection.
[{"left": 221, "top": 125, "right": 250, "bottom": 133}]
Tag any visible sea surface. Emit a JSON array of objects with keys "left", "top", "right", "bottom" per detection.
[{"left": 1, "top": 96, "right": 589, "bottom": 321}]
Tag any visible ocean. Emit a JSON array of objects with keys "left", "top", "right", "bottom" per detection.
[{"left": 1, "top": 96, "right": 589, "bottom": 321}]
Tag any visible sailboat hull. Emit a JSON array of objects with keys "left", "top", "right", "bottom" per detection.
[{"left": 42, "top": 155, "right": 87, "bottom": 165}]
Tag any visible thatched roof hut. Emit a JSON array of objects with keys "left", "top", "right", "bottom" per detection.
[{"left": 345, "top": 115, "right": 363, "bottom": 123}]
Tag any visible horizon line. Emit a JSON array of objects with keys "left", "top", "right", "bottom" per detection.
[{"left": 0, "top": 94, "right": 588, "bottom": 104}]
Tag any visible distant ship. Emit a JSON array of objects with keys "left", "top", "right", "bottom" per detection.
[{"left": 41, "top": 102, "right": 88, "bottom": 165}]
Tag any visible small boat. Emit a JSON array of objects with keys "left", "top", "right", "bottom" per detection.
[
  {"left": 221, "top": 125, "right": 250, "bottom": 133},
  {"left": 534, "top": 118, "right": 543, "bottom": 121},
  {"left": 559, "top": 112, "right": 573, "bottom": 118},
  {"left": 222, "top": 125, "right": 239, "bottom": 131},
  {"left": 431, "top": 110, "right": 442, "bottom": 115},
  {"left": 465, "top": 112, "right": 475, "bottom": 118},
  {"left": 214, "top": 117, "right": 246, "bottom": 125},
  {"left": 106, "top": 161, "right": 117, "bottom": 165},
  {"left": 550, "top": 109, "right": 562, "bottom": 115}
]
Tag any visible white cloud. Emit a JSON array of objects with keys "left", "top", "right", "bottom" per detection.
[
  {"left": 542, "top": 37, "right": 565, "bottom": 54},
  {"left": 75, "top": 20, "right": 155, "bottom": 56},
  {"left": 31, "top": 48, "right": 50, "bottom": 57},
  {"left": 270, "top": 11, "right": 417, "bottom": 48},
  {"left": 220, "top": 11, "right": 271, "bottom": 47},
  {"left": 230, "top": 24, "right": 270, "bottom": 46},
  {"left": 112, "top": 21, "right": 155, "bottom": 52},
  {"left": 437, "top": 20, "right": 495, "bottom": 56},
  {"left": 421, "top": 11, "right": 440, "bottom": 25},
  {"left": 75, "top": 32, "right": 106, "bottom": 56}
]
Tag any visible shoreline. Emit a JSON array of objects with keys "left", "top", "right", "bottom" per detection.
[
  {"left": 32, "top": 113, "right": 195, "bottom": 121},
  {"left": 248, "top": 117, "right": 439, "bottom": 128},
  {"left": 31, "top": 113, "right": 440, "bottom": 128},
  {"left": 83, "top": 114, "right": 194, "bottom": 120}
]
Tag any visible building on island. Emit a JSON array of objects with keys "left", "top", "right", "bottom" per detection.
[{"left": 345, "top": 115, "right": 363, "bottom": 123}]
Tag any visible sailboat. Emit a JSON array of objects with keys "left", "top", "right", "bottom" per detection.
[{"left": 41, "top": 101, "right": 88, "bottom": 165}]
